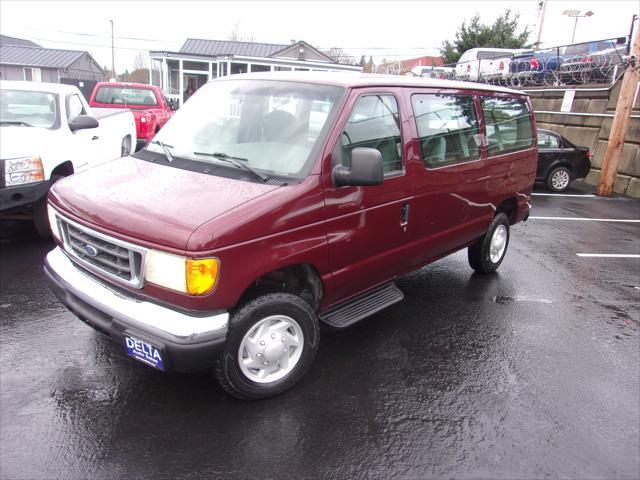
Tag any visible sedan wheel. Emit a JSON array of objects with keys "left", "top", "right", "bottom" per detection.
[{"left": 547, "top": 166, "right": 571, "bottom": 192}]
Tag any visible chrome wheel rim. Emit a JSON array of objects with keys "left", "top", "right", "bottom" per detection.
[
  {"left": 238, "top": 315, "right": 304, "bottom": 384},
  {"left": 551, "top": 170, "right": 570, "bottom": 190},
  {"left": 489, "top": 225, "right": 508, "bottom": 264}
]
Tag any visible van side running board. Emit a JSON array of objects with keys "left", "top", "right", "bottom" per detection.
[{"left": 319, "top": 283, "right": 404, "bottom": 329}]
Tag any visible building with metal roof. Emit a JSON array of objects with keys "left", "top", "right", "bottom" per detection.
[
  {"left": 0, "top": 34, "right": 41, "bottom": 48},
  {"left": 0, "top": 37, "right": 105, "bottom": 99},
  {"left": 149, "top": 38, "right": 361, "bottom": 106}
]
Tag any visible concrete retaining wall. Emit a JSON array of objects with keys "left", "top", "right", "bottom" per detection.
[{"left": 526, "top": 78, "right": 640, "bottom": 197}]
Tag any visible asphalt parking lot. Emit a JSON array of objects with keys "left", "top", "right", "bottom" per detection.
[{"left": 1, "top": 181, "right": 639, "bottom": 480}]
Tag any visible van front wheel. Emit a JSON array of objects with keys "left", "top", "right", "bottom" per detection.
[
  {"left": 468, "top": 213, "right": 510, "bottom": 274},
  {"left": 215, "top": 293, "right": 319, "bottom": 400}
]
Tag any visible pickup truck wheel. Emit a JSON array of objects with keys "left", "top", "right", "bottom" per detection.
[
  {"left": 468, "top": 213, "right": 510, "bottom": 274},
  {"left": 33, "top": 174, "right": 64, "bottom": 238},
  {"left": 121, "top": 136, "right": 132, "bottom": 157},
  {"left": 215, "top": 293, "right": 319, "bottom": 400},
  {"left": 547, "top": 166, "right": 571, "bottom": 192}
]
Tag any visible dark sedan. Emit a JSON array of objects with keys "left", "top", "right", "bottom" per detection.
[{"left": 536, "top": 129, "right": 592, "bottom": 192}]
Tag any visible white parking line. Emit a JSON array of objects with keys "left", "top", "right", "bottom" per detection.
[
  {"left": 532, "top": 193, "right": 597, "bottom": 197},
  {"left": 576, "top": 254, "right": 640, "bottom": 258},
  {"left": 530, "top": 216, "right": 640, "bottom": 223}
]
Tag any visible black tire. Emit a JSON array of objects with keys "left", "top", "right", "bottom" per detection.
[
  {"left": 215, "top": 293, "right": 320, "bottom": 400},
  {"left": 33, "top": 174, "right": 64, "bottom": 238},
  {"left": 468, "top": 212, "right": 510, "bottom": 274},
  {"left": 546, "top": 166, "right": 572, "bottom": 192}
]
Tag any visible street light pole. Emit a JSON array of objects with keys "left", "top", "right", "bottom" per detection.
[
  {"left": 571, "top": 16, "right": 579, "bottom": 43},
  {"left": 563, "top": 10, "right": 594, "bottom": 44},
  {"left": 110, "top": 19, "right": 115, "bottom": 80}
]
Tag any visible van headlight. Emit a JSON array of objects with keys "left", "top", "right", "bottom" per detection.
[
  {"left": 4, "top": 156, "right": 44, "bottom": 186},
  {"left": 144, "top": 250, "right": 219, "bottom": 295}
]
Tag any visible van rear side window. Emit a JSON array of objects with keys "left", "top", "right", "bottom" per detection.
[
  {"left": 480, "top": 97, "right": 533, "bottom": 155},
  {"left": 411, "top": 94, "right": 481, "bottom": 168}
]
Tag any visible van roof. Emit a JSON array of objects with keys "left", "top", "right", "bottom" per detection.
[{"left": 212, "top": 71, "right": 527, "bottom": 96}]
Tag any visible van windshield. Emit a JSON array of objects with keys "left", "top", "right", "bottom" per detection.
[{"left": 145, "top": 79, "right": 344, "bottom": 180}]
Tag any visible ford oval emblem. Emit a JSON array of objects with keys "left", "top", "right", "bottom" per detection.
[{"left": 84, "top": 245, "right": 99, "bottom": 257}]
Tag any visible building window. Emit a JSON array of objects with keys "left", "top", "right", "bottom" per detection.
[
  {"left": 24, "top": 67, "right": 42, "bottom": 82},
  {"left": 230, "top": 62, "right": 248, "bottom": 75},
  {"left": 150, "top": 59, "right": 162, "bottom": 88},
  {"left": 167, "top": 59, "right": 180, "bottom": 95},
  {"left": 274, "top": 66, "right": 292, "bottom": 71},
  {"left": 183, "top": 61, "right": 208, "bottom": 71},
  {"left": 411, "top": 94, "right": 481, "bottom": 168},
  {"left": 250, "top": 64, "right": 271, "bottom": 73}
]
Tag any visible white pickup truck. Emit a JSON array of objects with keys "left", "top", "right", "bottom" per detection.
[
  {"left": 0, "top": 81, "right": 136, "bottom": 236},
  {"left": 455, "top": 48, "right": 528, "bottom": 83}
]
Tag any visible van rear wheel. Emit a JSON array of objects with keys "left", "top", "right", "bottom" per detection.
[
  {"left": 468, "top": 213, "right": 510, "bottom": 274},
  {"left": 215, "top": 293, "right": 319, "bottom": 400}
]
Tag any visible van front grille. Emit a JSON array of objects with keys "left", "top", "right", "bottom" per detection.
[{"left": 55, "top": 214, "right": 147, "bottom": 289}]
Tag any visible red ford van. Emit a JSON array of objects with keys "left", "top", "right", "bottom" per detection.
[{"left": 44, "top": 73, "right": 536, "bottom": 399}]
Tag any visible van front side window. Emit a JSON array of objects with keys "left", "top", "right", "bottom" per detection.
[
  {"left": 341, "top": 94, "right": 402, "bottom": 176},
  {"left": 481, "top": 97, "right": 533, "bottom": 155},
  {"left": 411, "top": 94, "right": 481, "bottom": 168}
]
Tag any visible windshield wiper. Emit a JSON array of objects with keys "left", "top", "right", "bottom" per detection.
[
  {"left": 192, "top": 151, "right": 268, "bottom": 182},
  {"left": 0, "top": 120, "right": 34, "bottom": 127},
  {"left": 150, "top": 140, "right": 175, "bottom": 163}
]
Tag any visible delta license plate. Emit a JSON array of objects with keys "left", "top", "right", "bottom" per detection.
[{"left": 124, "top": 336, "right": 165, "bottom": 370}]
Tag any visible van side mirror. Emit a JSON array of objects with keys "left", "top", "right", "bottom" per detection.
[
  {"left": 333, "top": 147, "right": 383, "bottom": 187},
  {"left": 69, "top": 114, "right": 99, "bottom": 132},
  {"left": 169, "top": 99, "right": 179, "bottom": 111}
]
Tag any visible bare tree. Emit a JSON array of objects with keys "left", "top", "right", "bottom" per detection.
[
  {"left": 119, "top": 51, "right": 149, "bottom": 84},
  {"left": 228, "top": 21, "right": 255, "bottom": 42},
  {"left": 323, "top": 47, "right": 357, "bottom": 65},
  {"left": 133, "top": 51, "right": 147, "bottom": 71}
]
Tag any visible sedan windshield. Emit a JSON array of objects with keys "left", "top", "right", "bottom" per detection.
[
  {"left": 145, "top": 79, "right": 344, "bottom": 179},
  {"left": 0, "top": 90, "right": 58, "bottom": 128}
]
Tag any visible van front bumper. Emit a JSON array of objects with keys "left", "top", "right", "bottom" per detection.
[{"left": 44, "top": 247, "right": 229, "bottom": 372}]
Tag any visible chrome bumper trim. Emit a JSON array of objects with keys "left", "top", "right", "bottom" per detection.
[{"left": 46, "top": 247, "right": 228, "bottom": 343}]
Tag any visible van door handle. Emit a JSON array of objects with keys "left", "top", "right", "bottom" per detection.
[
  {"left": 91, "top": 135, "right": 99, "bottom": 141},
  {"left": 400, "top": 203, "right": 410, "bottom": 228}
]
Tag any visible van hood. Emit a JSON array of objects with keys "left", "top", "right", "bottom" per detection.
[
  {"left": 0, "top": 126, "right": 57, "bottom": 159},
  {"left": 50, "top": 157, "right": 280, "bottom": 251}
]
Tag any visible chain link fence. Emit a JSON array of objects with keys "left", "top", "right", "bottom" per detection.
[{"left": 414, "top": 37, "right": 630, "bottom": 88}]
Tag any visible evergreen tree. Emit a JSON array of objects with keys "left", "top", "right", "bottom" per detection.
[{"left": 440, "top": 9, "right": 530, "bottom": 64}]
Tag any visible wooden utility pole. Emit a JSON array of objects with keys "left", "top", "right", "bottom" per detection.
[{"left": 597, "top": 21, "right": 639, "bottom": 197}]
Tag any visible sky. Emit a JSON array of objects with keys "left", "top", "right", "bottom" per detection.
[{"left": 1, "top": 0, "right": 638, "bottom": 73}]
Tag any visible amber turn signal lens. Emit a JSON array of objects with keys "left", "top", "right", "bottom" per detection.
[{"left": 185, "top": 258, "right": 219, "bottom": 295}]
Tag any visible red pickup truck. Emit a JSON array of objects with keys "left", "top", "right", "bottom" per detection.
[
  {"left": 45, "top": 73, "right": 536, "bottom": 400},
  {"left": 89, "top": 82, "right": 176, "bottom": 150}
]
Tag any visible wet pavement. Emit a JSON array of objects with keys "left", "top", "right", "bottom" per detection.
[{"left": 1, "top": 182, "right": 639, "bottom": 480}]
